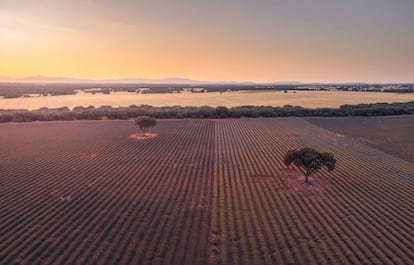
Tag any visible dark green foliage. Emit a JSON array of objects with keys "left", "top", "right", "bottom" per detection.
[
  {"left": 134, "top": 116, "right": 157, "bottom": 136},
  {"left": 215, "top": 106, "right": 229, "bottom": 118},
  {"left": 0, "top": 101, "right": 414, "bottom": 123},
  {"left": 284, "top": 147, "right": 336, "bottom": 184}
]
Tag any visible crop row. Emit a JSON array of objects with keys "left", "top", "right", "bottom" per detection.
[
  {"left": 1, "top": 118, "right": 414, "bottom": 265},
  {"left": 212, "top": 118, "right": 414, "bottom": 265},
  {"left": 0, "top": 120, "right": 214, "bottom": 265}
]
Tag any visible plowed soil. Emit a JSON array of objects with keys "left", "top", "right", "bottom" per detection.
[
  {"left": 1, "top": 118, "right": 414, "bottom": 265},
  {"left": 306, "top": 115, "right": 414, "bottom": 163}
]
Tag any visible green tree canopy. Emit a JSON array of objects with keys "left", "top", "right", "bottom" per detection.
[{"left": 283, "top": 147, "right": 336, "bottom": 184}]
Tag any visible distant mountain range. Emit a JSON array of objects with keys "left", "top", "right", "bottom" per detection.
[
  {"left": 0, "top": 75, "right": 201, "bottom": 84},
  {"left": 0, "top": 75, "right": 303, "bottom": 85}
]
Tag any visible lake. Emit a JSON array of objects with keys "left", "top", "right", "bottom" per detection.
[{"left": 0, "top": 90, "right": 413, "bottom": 110}]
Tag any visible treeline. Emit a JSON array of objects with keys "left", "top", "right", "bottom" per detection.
[
  {"left": 0, "top": 83, "right": 79, "bottom": 98},
  {"left": 2, "top": 82, "right": 414, "bottom": 98},
  {"left": 383, "top": 88, "right": 414, "bottom": 93},
  {"left": 1, "top": 101, "right": 413, "bottom": 123},
  {"left": 0, "top": 83, "right": 302, "bottom": 98}
]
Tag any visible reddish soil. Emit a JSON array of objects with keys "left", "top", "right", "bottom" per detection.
[{"left": 1, "top": 118, "right": 414, "bottom": 265}]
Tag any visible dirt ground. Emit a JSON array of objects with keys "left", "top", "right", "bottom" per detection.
[
  {"left": 128, "top": 132, "right": 157, "bottom": 140},
  {"left": 305, "top": 115, "right": 414, "bottom": 163},
  {"left": 2, "top": 118, "right": 414, "bottom": 264}
]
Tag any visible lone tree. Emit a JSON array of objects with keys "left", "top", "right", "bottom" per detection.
[
  {"left": 134, "top": 116, "right": 157, "bottom": 136},
  {"left": 283, "top": 147, "right": 336, "bottom": 185}
]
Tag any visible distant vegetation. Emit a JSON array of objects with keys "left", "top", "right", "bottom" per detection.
[
  {"left": 1, "top": 82, "right": 413, "bottom": 98},
  {"left": 0, "top": 83, "right": 293, "bottom": 98},
  {"left": 0, "top": 101, "right": 413, "bottom": 123}
]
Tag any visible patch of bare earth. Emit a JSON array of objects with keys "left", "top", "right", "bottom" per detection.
[
  {"left": 59, "top": 195, "right": 73, "bottom": 202},
  {"left": 251, "top": 171, "right": 328, "bottom": 200},
  {"left": 279, "top": 169, "right": 329, "bottom": 200},
  {"left": 128, "top": 133, "right": 157, "bottom": 140}
]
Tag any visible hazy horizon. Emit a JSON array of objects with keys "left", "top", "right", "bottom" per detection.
[
  {"left": 0, "top": 74, "right": 413, "bottom": 85},
  {"left": 1, "top": 1, "right": 414, "bottom": 83}
]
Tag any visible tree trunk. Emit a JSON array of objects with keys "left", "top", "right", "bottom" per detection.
[
  {"left": 304, "top": 169, "right": 312, "bottom": 185},
  {"left": 304, "top": 173, "right": 309, "bottom": 184},
  {"left": 299, "top": 167, "right": 312, "bottom": 185}
]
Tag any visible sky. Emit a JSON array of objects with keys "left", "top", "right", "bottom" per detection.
[{"left": 0, "top": 0, "right": 413, "bottom": 83}]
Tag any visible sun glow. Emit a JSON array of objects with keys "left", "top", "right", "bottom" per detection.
[{"left": 1, "top": 1, "right": 413, "bottom": 83}]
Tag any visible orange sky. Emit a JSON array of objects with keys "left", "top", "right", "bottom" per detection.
[{"left": 1, "top": 0, "right": 413, "bottom": 83}]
